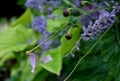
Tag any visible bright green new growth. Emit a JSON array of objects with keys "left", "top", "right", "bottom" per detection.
[{"left": 0, "top": 24, "right": 36, "bottom": 66}]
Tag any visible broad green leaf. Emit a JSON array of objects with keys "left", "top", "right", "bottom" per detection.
[
  {"left": 0, "top": 24, "right": 36, "bottom": 58},
  {"left": 60, "top": 27, "right": 81, "bottom": 56},
  {"left": 40, "top": 27, "right": 81, "bottom": 76},
  {"left": 10, "top": 9, "right": 31, "bottom": 27},
  {"left": 40, "top": 47, "right": 62, "bottom": 75}
]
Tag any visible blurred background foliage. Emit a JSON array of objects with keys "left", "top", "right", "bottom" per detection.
[{"left": 0, "top": 0, "right": 120, "bottom": 81}]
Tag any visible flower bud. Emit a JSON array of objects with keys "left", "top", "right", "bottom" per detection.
[
  {"left": 65, "top": 33, "right": 72, "bottom": 40},
  {"left": 26, "top": 51, "right": 30, "bottom": 56},
  {"left": 63, "top": 8, "right": 71, "bottom": 17}
]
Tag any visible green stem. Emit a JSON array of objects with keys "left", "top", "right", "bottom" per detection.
[
  {"left": 116, "top": 24, "right": 120, "bottom": 48},
  {"left": 64, "top": 17, "right": 118, "bottom": 81},
  {"left": 62, "top": 0, "right": 76, "bottom": 8},
  {"left": 104, "top": 1, "right": 110, "bottom": 6},
  {"left": 29, "top": 24, "right": 67, "bottom": 52},
  {"left": 86, "top": 1, "right": 99, "bottom": 7}
]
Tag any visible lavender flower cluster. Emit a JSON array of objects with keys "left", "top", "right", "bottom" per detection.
[
  {"left": 80, "top": 1, "right": 120, "bottom": 41},
  {"left": 113, "top": 5, "right": 120, "bottom": 14},
  {"left": 25, "top": 0, "right": 63, "bottom": 52},
  {"left": 81, "top": 6, "right": 120, "bottom": 41},
  {"left": 25, "top": 0, "right": 61, "bottom": 14},
  {"left": 32, "top": 16, "right": 51, "bottom": 51}
]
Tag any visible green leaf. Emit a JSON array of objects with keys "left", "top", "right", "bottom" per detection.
[
  {"left": 47, "top": 9, "right": 69, "bottom": 33},
  {"left": 10, "top": 9, "right": 31, "bottom": 27},
  {"left": 0, "top": 24, "right": 36, "bottom": 58},
  {"left": 40, "top": 27, "right": 81, "bottom": 75},
  {"left": 40, "top": 47, "right": 62, "bottom": 76},
  {"left": 60, "top": 27, "right": 81, "bottom": 56}
]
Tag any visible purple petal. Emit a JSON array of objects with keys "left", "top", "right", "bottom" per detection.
[
  {"left": 29, "top": 53, "right": 37, "bottom": 73},
  {"left": 71, "top": 53, "right": 75, "bottom": 58},
  {"left": 42, "top": 55, "right": 52, "bottom": 63},
  {"left": 83, "top": 5, "right": 93, "bottom": 10},
  {"left": 75, "top": 46, "right": 80, "bottom": 51}
]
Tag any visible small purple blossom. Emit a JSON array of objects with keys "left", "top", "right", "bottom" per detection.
[
  {"left": 41, "top": 55, "right": 52, "bottom": 63},
  {"left": 29, "top": 53, "right": 37, "bottom": 73},
  {"left": 47, "top": 15, "right": 56, "bottom": 20},
  {"left": 81, "top": 16, "right": 92, "bottom": 27},
  {"left": 25, "top": 0, "right": 62, "bottom": 14},
  {"left": 24, "top": 0, "right": 44, "bottom": 10},
  {"left": 71, "top": 53, "right": 75, "bottom": 58},
  {"left": 73, "top": 0, "right": 81, "bottom": 7},
  {"left": 75, "top": 46, "right": 80, "bottom": 51},
  {"left": 46, "top": 1, "right": 61, "bottom": 6},
  {"left": 47, "top": 8, "right": 53, "bottom": 14},
  {"left": 83, "top": 5, "right": 93, "bottom": 10},
  {"left": 42, "top": 40, "right": 52, "bottom": 50},
  {"left": 32, "top": 16, "right": 47, "bottom": 33},
  {"left": 36, "top": 38, "right": 52, "bottom": 54},
  {"left": 42, "top": 31, "right": 52, "bottom": 51},
  {"left": 80, "top": 11, "right": 99, "bottom": 27},
  {"left": 113, "top": 6, "right": 120, "bottom": 14}
]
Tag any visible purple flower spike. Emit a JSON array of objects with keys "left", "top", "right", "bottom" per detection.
[
  {"left": 29, "top": 53, "right": 37, "bottom": 73},
  {"left": 81, "top": 9, "right": 116, "bottom": 41}
]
